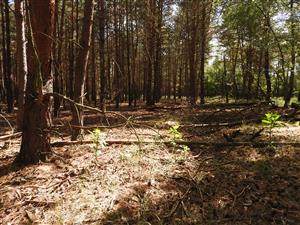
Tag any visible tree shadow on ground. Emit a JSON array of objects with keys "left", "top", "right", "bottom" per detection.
[
  {"left": 98, "top": 146, "right": 300, "bottom": 225},
  {"left": 0, "top": 157, "right": 24, "bottom": 178}
]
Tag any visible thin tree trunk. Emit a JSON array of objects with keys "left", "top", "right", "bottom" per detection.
[
  {"left": 53, "top": 0, "right": 65, "bottom": 116},
  {"left": 91, "top": 27, "right": 96, "bottom": 106},
  {"left": 99, "top": 0, "right": 106, "bottom": 111},
  {"left": 71, "top": 0, "right": 95, "bottom": 140},
  {"left": 153, "top": 0, "right": 163, "bottom": 103},
  {"left": 284, "top": 0, "right": 296, "bottom": 107},
  {"left": 2, "top": 0, "right": 14, "bottom": 112},
  {"left": 264, "top": 48, "right": 271, "bottom": 101},
  {"left": 223, "top": 55, "right": 229, "bottom": 103},
  {"left": 15, "top": 0, "right": 27, "bottom": 129},
  {"left": 68, "top": 0, "right": 74, "bottom": 99},
  {"left": 188, "top": 4, "right": 196, "bottom": 105},
  {"left": 199, "top": 1, "right": 207, "bottom": 105}
]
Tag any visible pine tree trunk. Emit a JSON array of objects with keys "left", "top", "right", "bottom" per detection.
[
  {"left": 99, "top": 0, "right": 106, "bottom": 111},
  {"left": 199, "top": 1, "right": 206, "bottom": 105},
  {"left": 71, "top": 0, "right": 94, "bottom": 140},
  {"left": 15, "top": 0, "right": 27, "bottom": 129},
  {"left": 53, "top": 0, "right": 65, "bottom": 117},
  {"left": 17, "top": 0, "right": 55, "bottom": 164},
  {"left": 284, "top": 0, "right": 295, "bottom": 107}
]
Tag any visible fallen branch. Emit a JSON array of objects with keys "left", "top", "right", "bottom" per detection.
[
  {"left": 51, "top": 140, "right": 300, "bottom": 148},
  {"left": 0, "top": 113, "right": 14, "bottom": 135},
  {"left": 181, "top": 119, "right": 260, "bottom": 128},
  {"left": 44, "top": 92, "right": 129, "bottom": 122},
  {"left": 0, "top": 132, "right": 22, "bottom": 141}
]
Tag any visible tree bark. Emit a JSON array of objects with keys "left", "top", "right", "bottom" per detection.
[
  {"left": 71, "top": 0, "right": 94, "bottom": 140},
  {"left": 1, "top": 0, "right": 14, "bottom": 113},
  {"left": 188, "top": 2, "right": 197, "bottom": 105},
  {"left": 17, "top": 0, "right": 55, "bottom": 164},
  {"left": 15, "top": 0, "right": 28, "bottom": 129},
  {"left": 53, "top": 0, "right": 65, "bottom": 117},
  {"left": 98, "top": 0, "right": 106, "bottom": 111},
  {"left": 284, "top": 0, "right": 296, "bottom": 107}
]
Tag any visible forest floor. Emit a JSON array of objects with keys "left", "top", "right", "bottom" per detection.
[{"left": 0, "top": 101, "right": 299, "bottom": 225}]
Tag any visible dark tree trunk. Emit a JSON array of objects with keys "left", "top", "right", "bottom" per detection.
[
  {"left": 15, "top": 0, "right": 27, "bottom": 129},
  {"left": 1, "top": 0, "right": 14, "bottom": 113},
  {"left": 145, "top": 0, "right": 155, "bottom": 106},
  {"left": 125, "top": 0, "right": 132, "bottom": 106},
  {"left": 53, "top": 0, "right": 65, "bottom": 117},
  {"left": 71, "top": 0, "right": 94, "bottom": 140},
  {"left": 188, "top": 6, "right": 196, "bottom": 105},
  {"left": 113, "top": 0, "right": 120, "bottom": 108},
  {"left": 153, "top": 0, "right": 163, "bottom": 103},
  {"left": 91, "top": 27, "right": 96, "bottom": 106},
  {"left": 17, "top": 0, "right": 55, "bottom": 164},
  {"left": 284, "top": 0, "right": 296, "bottom": 107},
  {"left": 199, "top": 1, "right": 207, "bottom": 105},
  {"left": 68, "top": 0, "right": 74, "bottom": 99},
  {"left": 99, "top": 0, "right": 106, "bottom": 111},
  {"left": 264, "top": 48, "right": 271, "bottom": 102},
  {"left": 223, "top": 55, "right": 229, "bottom": 103}
]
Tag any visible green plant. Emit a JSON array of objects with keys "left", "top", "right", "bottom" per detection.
[
  {"left": 89, "top": 128, "right": 106, "bottom": 156},
  {"left": 167, "top": 122, "right": 190, "bottom": 161},
  {"left": 262, "top": 113, "right": 282, "bottom": 141},
  {"left": 168, "top": 122, "right": 182, "bottom": 145}
]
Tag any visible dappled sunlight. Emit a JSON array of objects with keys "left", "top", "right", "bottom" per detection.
[{"left": 0, "top": 103, "right": 299, "bottom": 224}]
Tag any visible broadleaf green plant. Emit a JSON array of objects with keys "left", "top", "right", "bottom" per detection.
[
  {"left": 167, "top": 122, "right": 190, "bottom": 161},
  {"left": 89, "top": 128, "right": 106, "bottom": 156},
  {"left": 262, "top": 113, "right": 282, "bottom": 141}
]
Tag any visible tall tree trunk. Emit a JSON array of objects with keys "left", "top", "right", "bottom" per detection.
[
  {"left": 199, "top": 0, "right": 207, "bottom": 105},
  {"left": 188, "top": 4, "right": 197, "bottom": 105},
  {"left": 153, "top": 0, "right": 163, "bottom": 103},
  {"left": 256, "top": 50, "right": 263, "bottom": 99},
  {"left": 113, "top": 0, "right": 120, "bottom": 108},
  {"left": 2, "top": 0, "right": 14, "bottom": 112},
  {"left": 0, "top": 2, "right": 6, "bottom": 109},
  {"left": 284, "top": 0, "right": 296, "bottom": 107},
  {"left": 223, "top": 55, "right": 229, "bottom": 103},
  {"left": 125, "top": 0, "right": 132, "bottom": 106},
  {"left": 68, "top": 0, "right": 74, "bottom": 99},
  {"left": 71, "top": 0, "right": 94, "bottom": 140},
  {"left": 264, "top": 48, "right": 271, "bottom": 101},
  {"left": 263, "top": 7, "right": 271, "bottom": 102},
  {"left": 231, "top": 41, "right": 239, "bottom": 99},
  {"left": 15, "top": 0, "right": 28, "bottom": 129},
  {"left": 145, "top": 0, "right": 155, "bottom": 106},
  {"left": 53, "top": 0, "right": 65, "bottom": 116},
  {"left": 90, "top": 27, "right": 96, "bottom": 106},
  {"left": 17, "top": 0, "right": 55, "bottom": 164},
  {"left": 99, "top": 0, "right": 106, "bottom": 111}
]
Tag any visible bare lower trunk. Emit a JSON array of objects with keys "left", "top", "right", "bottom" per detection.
[
  {"left": 15, "top": 0, "right": 27, "bottom": 129},
  {"left": 71, "top": 0, "right": 94, "bottom": 140},
  {"left": 17, "top": 0, "right": 55, "bottom": 164},
  {"left": 18, "top": 101, "right": 51, "bottom": 163}
]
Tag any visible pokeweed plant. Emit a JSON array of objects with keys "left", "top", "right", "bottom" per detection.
[
  {"left": 168, "top": 122, "right": 183, "bottom": 146},
  {"left": 262, "top": 113, "right": 282, "bottom": 141},
  {"left": 167, "top": 122, "right": 190, "bottom": 161},
  {"left": 89, "top": 128, "right": 106, "bottom": 156}
]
